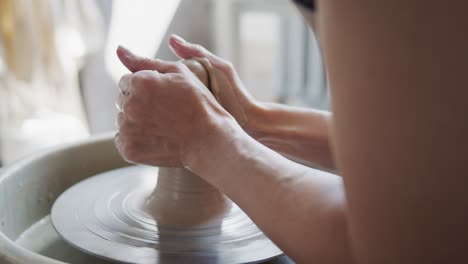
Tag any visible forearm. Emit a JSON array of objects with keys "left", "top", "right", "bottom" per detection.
[
  {"left": 186, "top": 121, "right": 351, "bottom": 263},
  {"left": 247, "top": 102, "right": 335, "bottom": 170}
]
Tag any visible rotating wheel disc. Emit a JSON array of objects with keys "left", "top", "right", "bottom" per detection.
[{"left": 51, "top": 166, "right": 283, "bottom": 264}]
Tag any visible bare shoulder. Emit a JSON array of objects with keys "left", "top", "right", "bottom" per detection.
[{"left": 318, "top": 0, "right": 468, "bottom": 263}]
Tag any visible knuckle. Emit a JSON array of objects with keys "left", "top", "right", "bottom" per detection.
[
  {"left": 122, "top": 140, "right": 140, "bottom": 162},
  {"left": 174, "top": 61, "right": 188, "bottom": 72},
  {"left": 122, "top": 100, "right": 139, "bottom": 118},
  {"left": 116, "top": 123, "right": 129, "bottom": 138},
  {"left": 114, "top": 133, "right": 122, "bottom": 149},
  {"left": 118, "top": 74, "right": 131, "bottom": 92},
  {"left": 224, "top": 61, "right": 234, "bottom": 69},
  {"left": 221, "top": 61, "right": 235, "bottom": 75},
  {"left": 118, "top": 77, "right": 125, "bottom": 89},
  {"left": 115, "top": 97, "right": 123, "bottom": 112},
  {"left": 116, "top": 136, "right": 133, "bottom": 161},
  {"left": 116, "top": 112, "right": 125, "bottom": 127},
  {"left": 198, "top": 57, "right": 211, "bottom": 66},
  {"left": 119, "top": 73, "right": 130, "bottom": 85},
  {"left": 132, "top": 72, "right": 156, "bottom": 92},
  {"left": 129, "top": 74, "right": 142, "bottom": 89}
]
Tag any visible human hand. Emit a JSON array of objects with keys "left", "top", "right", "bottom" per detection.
[
  {"left": 168, "top": 35, "right": 261, "bottom": 134},
  {"left": 114, "top": 46, "right": 238, "bottom": 167}
]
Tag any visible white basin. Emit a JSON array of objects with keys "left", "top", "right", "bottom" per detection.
[
  {"left": 0, "top": 134, "right": 292, "bottom": 264},
  {"left": 0, "top": 134, "right": 126, "bottom": 263}
]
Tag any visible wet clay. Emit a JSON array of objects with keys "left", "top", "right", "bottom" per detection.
[{"left": 145, "top": 168, "right": 231, "bottom": 227}]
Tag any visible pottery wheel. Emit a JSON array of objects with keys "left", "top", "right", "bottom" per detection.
[
  {"left": 51, "top": 59, "right": 282, "bottom": 263},
  {"left": 51, "top": 166, "right": 282, "bottom": 263}
]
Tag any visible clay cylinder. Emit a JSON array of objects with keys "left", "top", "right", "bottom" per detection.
[{"left": 145, "top": 59, "right": 228, "bottom": 227}]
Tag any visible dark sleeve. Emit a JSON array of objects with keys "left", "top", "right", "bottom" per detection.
[{"left": 292, "top": 0, "right": 315, "bottom": 11}]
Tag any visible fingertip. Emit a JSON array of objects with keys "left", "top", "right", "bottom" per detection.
[
  {"left": 168, "top": 41, "right": 199, "bottom": 60},
  {"left": 168, "top": 36, "right": 186, "bottom": 53},
  {"left": 117, "top": 45, "right": 130, "bottom": 58},
  {"left": 116, "top": 45, "right": 125, "bottom": 53},
  {"left": 117, "top": 46, "right": 142, "bottom": 72},
  {"left": 168, "top": 42, "right": 185, "bottom": 59},
  {"left": 168, "top": 43, "right": 190, "bottom": 60},
  {"left": 117, "top": 45, "right": 131, "bottom": 63},
  {"left": 169, "top": 34, "right": 186, "bottom": 45}
]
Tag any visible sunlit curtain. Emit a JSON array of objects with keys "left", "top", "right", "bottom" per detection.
[{"left": 0, "top": 0, "right": 104, "bottom": 164}]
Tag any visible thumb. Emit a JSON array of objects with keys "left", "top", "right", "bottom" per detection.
[
  {"left": 168, "top": 35, "right": 232, "bottom": 73},
  {"left": 169, "top": 34, "right": 207, "bottom": 59},
  {"left": 116, "top": 45, "right": 176, "bottom": 73}
]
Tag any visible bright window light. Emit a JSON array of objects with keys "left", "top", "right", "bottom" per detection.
[{"left": 105, "top": 0, "right": 181, "bottom": 82}]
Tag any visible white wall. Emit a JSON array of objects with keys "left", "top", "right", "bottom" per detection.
[{"left": 81, "top": 0, "right": 214, "bottom": 133}]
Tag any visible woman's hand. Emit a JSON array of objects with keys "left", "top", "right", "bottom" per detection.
[
  {"left": 114, "top": 46, "right": 238, "bottom": 168},
  {"left": 168, "top": 35, "right": 262, "bottom": 134},
  {"left": 168, "top": 35, "right": 335, "bottom": 170}
]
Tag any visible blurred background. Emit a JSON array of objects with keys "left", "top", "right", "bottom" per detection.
[{"left": 0, "top": 0, "right": 327, "bottom": 167}]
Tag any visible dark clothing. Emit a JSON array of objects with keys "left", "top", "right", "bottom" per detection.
[{"left": 292, "top": 0, "right": 315, "bottom": 11}]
